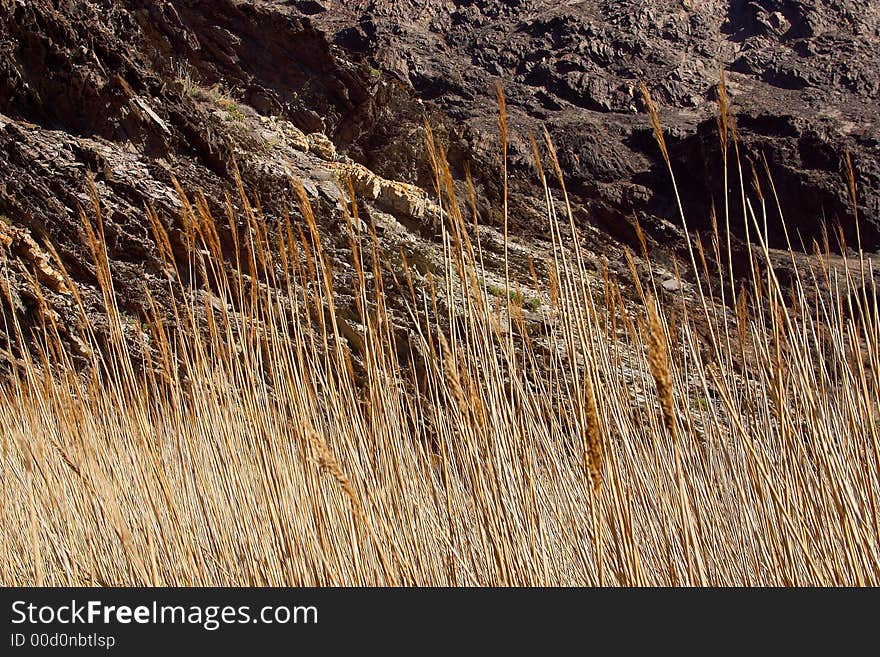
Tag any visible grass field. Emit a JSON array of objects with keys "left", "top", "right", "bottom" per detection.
[{"left": 1, "top": 84, "right": 878, "bottom": 586}]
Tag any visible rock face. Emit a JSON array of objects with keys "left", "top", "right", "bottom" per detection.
[
  {"left": 0, "top": 0, "right": 877, "bottom": 366},
  {"left": 313, "top": 0, "right": 880, "bottom": 251},
  {"left": 0, "top": 0, "right": 463, "bottom": 367}
]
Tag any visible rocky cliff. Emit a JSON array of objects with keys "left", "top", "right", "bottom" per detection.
[
  {"left": 0, "top": 0, "right": 877, "bottom": 367},
  {"left": 314, "top": 0, "right": 879, "bottom": 246},
  {"left": 0, "top": 0, "right": 471, "bottom": 367}
]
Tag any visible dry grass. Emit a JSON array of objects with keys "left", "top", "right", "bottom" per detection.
[{"left": 1, "top": 94, "right": 879, "bottom": 586}]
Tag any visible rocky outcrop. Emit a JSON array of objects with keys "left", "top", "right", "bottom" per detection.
[
  {"left": 0, "top": 0, "right": 468, "bottom": 367},
  {"left": 0, "top": 219, "right": 68, "bottom": 296},
  {"left": 311, "top": 0, "right": 880, "bottom": 253},
  {"left": 0, "top": 0, "right": 877, "bottom": 369},
  {"left": 333, "top": 161, "right": 442, "bottom": 228}
]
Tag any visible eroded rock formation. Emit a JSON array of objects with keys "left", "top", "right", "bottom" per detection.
[{"left": 0, "top": 0, "right": 877, "bottom": 369}]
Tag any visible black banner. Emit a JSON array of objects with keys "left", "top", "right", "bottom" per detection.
[{"left": 0, "top": 588, "right": 874, "bottom": 653}]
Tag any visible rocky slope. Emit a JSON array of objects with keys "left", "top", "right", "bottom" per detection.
[
  {"left": 0, "top": 0, "right": 877, "bottom": 368},
  {"left": 314, "top": 0, "right": 880, "bottom": 249},
  {"left": 0, "top": 0, "right": 475, "bottom": 368}
]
